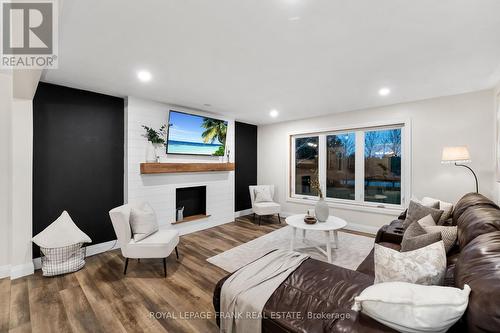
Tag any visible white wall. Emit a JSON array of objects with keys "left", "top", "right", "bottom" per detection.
[
  {"left": 258, "top": 90, "right": 496, "bottom": 233},
  {"left": 126, "top": 97, "right": 235, "bottom": 235},
  {"left": 10, "top": 99, "right": 34, "bottom": 278},
  {"left": 0, "top": 73, "right": 13, "bottom": 277},
  {"left": 0, "top": 75, "right": 35, "bottom": 279}
]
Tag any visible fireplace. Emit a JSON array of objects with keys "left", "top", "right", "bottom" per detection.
[{"left": 175, "top": 186, "right": 207, "bottom": 223}]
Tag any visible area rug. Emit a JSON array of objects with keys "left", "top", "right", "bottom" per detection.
[{"left": 207, "top": 226, "right": 374, "bottom": 273}]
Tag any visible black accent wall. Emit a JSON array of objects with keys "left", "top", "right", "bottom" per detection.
[
  {"left": 234, "top": 121, "right": 258, "bottom": 211},
  {"left": 33, "top": 83, "right": 124, "bottom": 255}
]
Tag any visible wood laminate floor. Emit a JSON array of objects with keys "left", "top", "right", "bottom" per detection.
[{"left": 0, "top": 215, "right": 373, "bottom": 333}]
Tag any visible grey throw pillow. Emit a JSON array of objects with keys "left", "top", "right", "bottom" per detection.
[
  {"left": 422, "top": 197, "right": 454, "bottom": 224},
  {"left": 402, "top": 200, "right": 443, "bottom": 229},
  {"left": 401, "top": 217, "right": 442, "bottom": 252}
]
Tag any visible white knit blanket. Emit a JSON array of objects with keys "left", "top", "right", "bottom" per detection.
[{"left": 220, "top": 249, "right": 309, "bottom": 333}]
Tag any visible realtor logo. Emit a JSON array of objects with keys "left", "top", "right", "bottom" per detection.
[{"left": 1, "top": 0, "right": 58, "bottom": 68}]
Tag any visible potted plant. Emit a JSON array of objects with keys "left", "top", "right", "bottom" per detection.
[
  {"left": 142, "top": 125, "right": 167, "bottom": 162},
  {"left": 310, "top": 172, "right": 329, "bottom": 222}
]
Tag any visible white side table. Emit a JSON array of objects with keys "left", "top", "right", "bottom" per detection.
[{"left": 285, "top": 214, "right": 347, "bottom": 263}]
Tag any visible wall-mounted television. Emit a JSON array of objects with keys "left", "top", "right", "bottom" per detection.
[{"left": 166, "top": 110, "right": 228, "bottom": 156}]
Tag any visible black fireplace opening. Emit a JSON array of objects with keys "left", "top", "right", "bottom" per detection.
[{"left": 176, "top": 186, "right": 207, "bottom": 219}]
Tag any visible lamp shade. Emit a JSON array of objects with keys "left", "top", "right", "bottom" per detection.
[{"left": 441, "top": 146, "right": 471, "bottom": 164}]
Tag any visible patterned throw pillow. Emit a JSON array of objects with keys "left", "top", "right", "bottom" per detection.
[
  {"left": 401, "top": 217, "right": 442, "bottom": 252},
  {"left": 402, "top": 200, "right": 444, "bottom": 229},
  {"left": 254, "top": 187, "right": 273, "bottom": 203},
  {"left": 374, "top": 241, "right": 447, "bottom": 285},
  {"left": 422, "top": 225, "right": 458, "bottom": 252}
]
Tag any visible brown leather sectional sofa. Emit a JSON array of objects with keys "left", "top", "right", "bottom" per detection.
[{"left": 213, "top": 193, "right": 500, "bottom": 332}]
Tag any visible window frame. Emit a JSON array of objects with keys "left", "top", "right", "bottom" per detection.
[{"left": 288, "top": 120, "right": 411, "bottom": 213}]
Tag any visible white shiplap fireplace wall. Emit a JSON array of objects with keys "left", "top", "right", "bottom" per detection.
[{"left": 126, "top": 97, "right": 235, "bottom": 235}]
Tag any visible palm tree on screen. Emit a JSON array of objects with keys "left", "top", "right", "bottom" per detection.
[{"left": 201, "top": 118, "right": 227, "bottom": 144}]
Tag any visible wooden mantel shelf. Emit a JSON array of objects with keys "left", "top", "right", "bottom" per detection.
[{"left": 140, "top": 162, "right": 235, "bottom": 174}]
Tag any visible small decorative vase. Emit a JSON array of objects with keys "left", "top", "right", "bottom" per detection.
[
  {"left": 146, "top": 142, "right": 156, "bottom": 162},
  {"left": 153, "top": 143, "right": 165, "bottom": 162},
  {"left": 315, "top": 197, "right": 329, "bottom": 222}
]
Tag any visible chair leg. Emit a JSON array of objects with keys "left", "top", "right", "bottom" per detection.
[
  {"left": 163, "top": 258, "right": 167, "bottom": 278},
  {"left": 175, "top": 246, "right": 179, "bottom": 260},
  {"left": 137, "top": 258, "right": 140, "bottom": 263},
  {"left": 253, "top": 213, "right": 256, "bottom": 221},
  {"left": 277, "top": 213, "right": 281, "bottom": 224},
  {"left": 259, "top": 215, "right": 262, "bottom": 226},
  {"left": 123, "top": 258, "right": 129, "bottom": 275}
]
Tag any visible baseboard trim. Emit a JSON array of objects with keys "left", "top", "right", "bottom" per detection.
[
  {"left": 234, "top": 209, "right": 253, "bottom": 217},
  {"left": 33, "top": 239, "right": 120, "bottom": 270},
  {"left": 10, "top": 263, "right": 34, "bottom": 280},
  {"left": 86, "top": 239, "right": 120, "bottom": 256},
  {"left": 0, "top": 264, "right": 11, "bottom": 279},
  {"left": 343, "top": 222, "right": 379, "bottom": 235}
]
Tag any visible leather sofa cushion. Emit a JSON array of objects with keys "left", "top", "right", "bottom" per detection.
[
  {"left": 456, "top": 206, "right": 500, "bottom": 249},
  {"left": 213, "top": 257, "right": 396, "bottom": 332},
  {"left": 263, "top": 258, "right": 397, "bottom": 332},
  {"left": 454, "top": 231, "right": 500, "bottom": 332}
]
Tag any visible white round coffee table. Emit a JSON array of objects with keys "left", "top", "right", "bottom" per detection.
[{"left": 286, "top": 214, "right": 347, "bottom": 263}]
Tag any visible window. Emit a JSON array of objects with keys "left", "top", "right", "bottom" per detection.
[
  {"left": 326, "top": 133, "right": 355, "bottom": 200},
  {"left": 364, "top": 128, "right": 401, "bottom": 205},
  {"left": 294, "top": 136, "right": 319, "bottom": 196},
  {"left": 290, "top": 124, "right": 406, "bottom": 208}
]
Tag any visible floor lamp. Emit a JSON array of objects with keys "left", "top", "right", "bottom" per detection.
[{"left": 441, "top": 146, "right": 478, "bottom": 193}]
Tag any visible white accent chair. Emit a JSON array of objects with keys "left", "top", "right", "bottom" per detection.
[
  {"left": 249, "top": 185, "right": 281, "bottom": 225},
  {"left": 109, "top": 203, "right": 179, "bottom": 277}
]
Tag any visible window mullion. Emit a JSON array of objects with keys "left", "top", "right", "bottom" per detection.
[
  {"left": 355, "top": 131, "right": 365, "bottom": 203},
  {"left": 318, "top": 135, "right": 327, "bottom": 199}
]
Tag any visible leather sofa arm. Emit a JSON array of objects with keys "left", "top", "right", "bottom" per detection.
[{"left": 375, "top": 219, "right": 405, "bottom": 245}]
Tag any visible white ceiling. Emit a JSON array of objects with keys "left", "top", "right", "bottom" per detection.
[{"left": 42, "top": 0, "right": 500, "bottom": 125}]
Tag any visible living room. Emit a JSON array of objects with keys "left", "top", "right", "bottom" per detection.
[{"left": 1, "top": 1, "right": 500, "bottom": 332}]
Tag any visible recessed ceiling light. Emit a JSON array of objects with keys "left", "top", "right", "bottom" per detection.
[
  {"left": 269, "top": 109, "right": 279, "bottom": 118},
  {"left": 378, "top": 87, "right": 391, "bottom": 96},
  {"left": 288, "top": 16, "right": 301, "bottom": 21},
  {"left": 137, "top": 70, "right": 152, "bottom": 82}
]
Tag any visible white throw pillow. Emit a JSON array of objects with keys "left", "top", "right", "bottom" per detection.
[
  {"left": 417, "top": 197, "right": 440, "bottom": 208},
  {"left": 32, "top": 211, "right": 92, "bottom": 248},
  {"left": 374, "top": 241, "right": 446, "bottom": 285},
  {"left": 352, "top": 282, "right": 471, "bottom": 333},
  {"left": 130, "top": 203, "right": 159, "bottom": 241},
  {"left": 416, "top": 214, "right": 436, "bottom": 228},
  {"left": 422, "top": 197, "right": 454, "bottom": 223},
  {"left": 254, "top": 187, "right": 273, "bottom": 203}
]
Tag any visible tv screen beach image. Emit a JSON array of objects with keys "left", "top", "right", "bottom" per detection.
[{"left": 166, "top": 111, "right": 228, "bottom": 156}]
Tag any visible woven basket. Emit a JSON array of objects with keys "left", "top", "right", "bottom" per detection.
[{"left": 40, "top": 243, "right": 87, "bottom": 277}]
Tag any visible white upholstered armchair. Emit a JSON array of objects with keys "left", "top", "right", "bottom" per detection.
[
  {"left": 109, "top": 203, "right": 179, "bottom": 277},
  {"left": 249, "top": 185, "right": 281, "bottom": 225}
]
